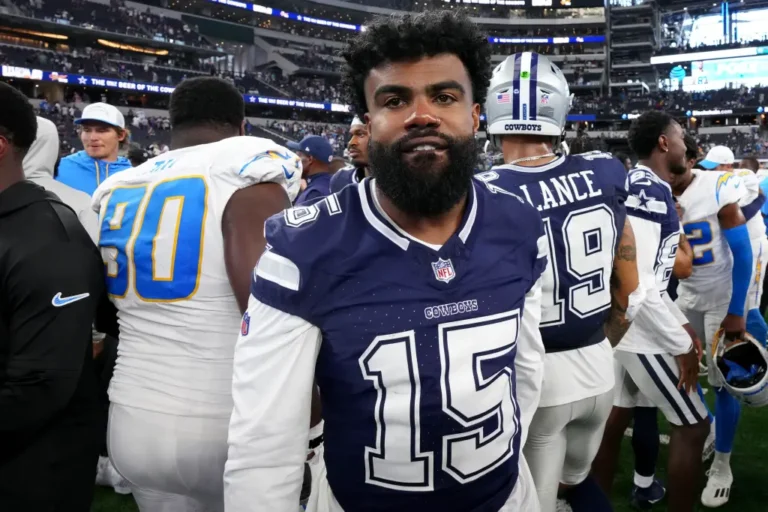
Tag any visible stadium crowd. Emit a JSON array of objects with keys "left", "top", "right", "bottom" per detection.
[{"left": 6, "top": 2, "right": 768, "bottom": 512}]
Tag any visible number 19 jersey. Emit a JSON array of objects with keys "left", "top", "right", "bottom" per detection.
[
  {"left": 482, "top": 152, "right": 628, "bottom": 406},
  {"left": 92, "top": 136, "right": 301, "bottom": 417}
]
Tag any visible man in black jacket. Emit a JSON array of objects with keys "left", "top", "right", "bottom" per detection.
[{"left": 0, "top": 83, "right": 115, "bottom": 510}]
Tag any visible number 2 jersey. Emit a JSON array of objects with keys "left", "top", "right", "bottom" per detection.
[
  {"left": 676, "top": 169, "right": 766, "bottom": 311},
  {"left": 228, "top": 178, "right": 547, "bottom": 512},
  {"left": 91, "top": 136, "right": 301, "bottom": 417},
  {"left": 480, "top": 152, "right": 628, "bottom": 407}
]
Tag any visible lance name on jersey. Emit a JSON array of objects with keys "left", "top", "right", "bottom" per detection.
[{"left": 477, "top": 151, "right": 628, "bottom": 353}]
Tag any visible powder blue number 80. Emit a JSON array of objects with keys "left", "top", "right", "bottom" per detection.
[{"left": 99, "top": 175, "right": 208, "bottom": 302}]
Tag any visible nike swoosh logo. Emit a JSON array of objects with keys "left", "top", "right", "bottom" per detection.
[
  {"left": 51, "top": 292, "right": 90, "bottom": 307},
  {"left": 282, "top": 164, "right": 295, "bottom": 180}
]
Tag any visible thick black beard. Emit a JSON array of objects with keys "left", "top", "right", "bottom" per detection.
[{"left": 368, "top": 131, "right": 477, "bottom": 218}]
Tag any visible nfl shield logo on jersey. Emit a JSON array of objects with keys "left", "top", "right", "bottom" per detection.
[
  {"left": 241, "top": 312, "right": 250, "bottom": 336},
  {"left": 431, "top": 258, "right": 456, "bottom": 283}
]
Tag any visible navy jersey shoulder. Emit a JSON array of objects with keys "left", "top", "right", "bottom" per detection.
[
  {"left": 252, "top": 178, "right": 546, "bottom": 512},
  {"left": 479, "top": 153, "right": 629, "bottom": 352},
  {"left": 626, "top": 166, "right": 679, "bottom": 241},
  {"left": 295, "top": 172, "right": 332, "bottom": 205},
  {"left": 329, "top": 166, "right": 364, "bottom": 194}
]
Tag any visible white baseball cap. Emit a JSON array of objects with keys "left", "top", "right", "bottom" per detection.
[
  {"left": 700, "top": 145, "right": 735, "bottom": 169},
  {"left": 350, "top": 115, "right": 364, "bottom": 128},
  {"left": 74, "top": 103, "right": 125, "bottom": 129}
]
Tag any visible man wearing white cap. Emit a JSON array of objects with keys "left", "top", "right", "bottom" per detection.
[
  {"left": 56, "top": 103, "right": 132, "bottom": 196},
  {"left": 698, "top": 145, "right": 735, "bottom": 170},
  {"left": 329, "top": 116, "right": 369, "bottom": 193}
]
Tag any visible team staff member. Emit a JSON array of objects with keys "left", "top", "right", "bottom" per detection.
[
  {"left": 0, "top": 83, "right": 115, "bottom": 511},
  {"left": 289, "top": 134, "right": 334, "bottom": 205},
  {"left": 57, "top": 102, "right": 132, "bottom": 195}
]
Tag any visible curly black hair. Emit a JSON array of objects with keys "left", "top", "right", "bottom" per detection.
[
  {"left": 0, "top": 82, "right": 37, "bottom": 155},
  {"left": 628, "top": 110, "right": 676, "bottom": 160},
  {"left": 169, "top": 76, "right": 244, "bottom": 131},
  {"left": 341, "top": 10, "right": 492, "bottom": 116}
]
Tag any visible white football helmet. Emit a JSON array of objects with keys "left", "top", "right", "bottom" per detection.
[
  {"left": 485, "top": 52, "right": 573, "bottom": 148},
  {"left": 712, "top": 329, "right": 768, "bottom": 407}
]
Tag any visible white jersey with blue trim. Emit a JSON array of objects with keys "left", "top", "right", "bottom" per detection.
[
  {"left": 91, "top": 136, "right": 301, "bottom": 417},
  {"left": 733, "top": 168, "right": 767, "bottom": 242},
  {"left": 617, "top": 166, "right": 691, "bottom": 355},
  {"left": 675, "top": 169, "right": 744, "bottom": 311}
]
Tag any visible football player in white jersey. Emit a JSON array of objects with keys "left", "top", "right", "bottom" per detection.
[
  {"left": 669, "top": 146, "right": 758, "bottom": 508},
  {"left": 591, "top": 112, "right": 708, "bottom": 512},
  {"left": 91, "top": 77, "right": 301, "bottom": 512},
  {"left": 704, "top": 153, "right": 768, "bottom": 344}
]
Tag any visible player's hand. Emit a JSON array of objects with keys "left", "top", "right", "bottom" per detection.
[
  {"left": 674, "top": 200, "right": 684, "bottom": 220},
  {"left": 720, "top": 313, "right": 746, "bottom": 341},
  {"left": 682, "top": 323, "right": 703, "bottom": 361},
  {"left": 93, "top": 339, "right": 104, "bottom": 359},
  {"left": 675, "top": 345, "right": 699, "bottom": 394}
]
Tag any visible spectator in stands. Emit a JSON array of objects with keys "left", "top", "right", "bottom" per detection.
[
  {"left": 0, "top": 81, "right": 113, "bottom": 512},
  {"left": 23, "top": 117, "right": 99, "bottom": 242},
  {"left": 289, "top": 134, "right": 334, "bottom": 205},
  {"left": 127, "top": 145, "right": 150, "bottom": 167},
  {"left": 57, "top": 103, "right": 132, "bottom": 195}
]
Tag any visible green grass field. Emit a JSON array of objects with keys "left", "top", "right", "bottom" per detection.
[{"left": 91, "top": 385, "right": 768, "bottom": 512}]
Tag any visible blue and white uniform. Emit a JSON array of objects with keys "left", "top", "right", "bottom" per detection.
[
  {"left": 330, "top": 165, "right": 366, "bottom": 194},
  {"left": 225, "top": 178, "right": 547, "bottom": 512},
  {"left": 675, "top": 170, "right": 764, "bottom": 383},
  {"left": 478, "top": 151, "right": 633, "bottom": 511},
  {"left": 613, "top": 165, "right": 707, "bottom": 425},
  {"left": 91, "top": 136, "right": 301, "bottom": 511}
]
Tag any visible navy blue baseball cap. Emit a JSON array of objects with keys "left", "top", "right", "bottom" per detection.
[{"left": 288, "top": 135, "right": 334, "bottom": 164}]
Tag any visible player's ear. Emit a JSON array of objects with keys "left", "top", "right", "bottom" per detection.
[
  {"left": 364, "top": 113, "right": 372, "bottom": 138},
  {"left": 659, "top": 133, "right": 669, "bottom": 153},
  {"left": 239, "top": 120, "right": 246, "bottom": 136},
  {"left": 471, "top": 103, "right": 480, "bottom": 133}
]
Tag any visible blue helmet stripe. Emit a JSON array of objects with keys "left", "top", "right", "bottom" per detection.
[
  {"left": 529, "top": 53, "right": 539, "bottom": 121},
  {"left": 512, "top": 53, "right": 521, "bottom": 120}
]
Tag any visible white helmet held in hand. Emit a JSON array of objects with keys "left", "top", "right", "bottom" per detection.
[{"left": 712, "top": 329, "right": 768, "bottom": 407}]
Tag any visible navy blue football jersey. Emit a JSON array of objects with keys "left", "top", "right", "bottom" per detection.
[
  {"left": 626, "top": 165, "right": 681, "bottom": 293},
  {"left": 252, "top": 179, "right": 546, "bottom": 512},
  {"left": 329, "top": 165, "right": 365, "bottom": 194},
  {"left": 477, "top": 152, "right": 628, "bottom": 352}
]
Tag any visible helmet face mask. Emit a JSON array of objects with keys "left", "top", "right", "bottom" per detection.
[
  {"left": 484, "top": 52, "right": 573, "bottom": 149},
  {"left": 713, "top": 329, "right": 768, "bottom": 407}
]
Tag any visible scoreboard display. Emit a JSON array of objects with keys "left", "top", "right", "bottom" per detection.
[{"left": 441, "top": 0, "right": 605, "bottom": 7}]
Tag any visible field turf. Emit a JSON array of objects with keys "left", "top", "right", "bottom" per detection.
[{"left": 90, "top": 383, "right": 768, "bottom": 512}]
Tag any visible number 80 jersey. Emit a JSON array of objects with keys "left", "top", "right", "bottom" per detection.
[{"left": 91, "top": 136, "right": 301, "bottom": 418}]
